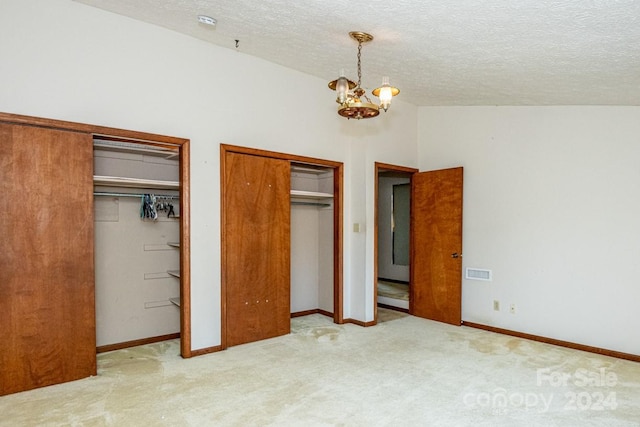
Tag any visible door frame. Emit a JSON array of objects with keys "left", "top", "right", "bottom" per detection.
[
  {"left": 0, "top": 112, "right": 193, "bottom": 358},
  {"left": 373, "top": 162, "right": 419, "bottom": 323},
  {"left": 220, "top": 144, "right": 344, "bottom": 349}
]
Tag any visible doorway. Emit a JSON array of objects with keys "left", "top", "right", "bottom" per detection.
[
  {"left": 374, "top": 162, "right": 464, "bottom": 326},
  {"left": 375, "top": 163, "right": 417, "bottom": 318}
]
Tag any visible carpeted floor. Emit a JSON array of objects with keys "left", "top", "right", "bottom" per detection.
[
  {"left": 377, "top": 280, "right": 409, "bottom": 301},
  {"left": 1, "top": 309, "right": 638, "bottom": 426}
]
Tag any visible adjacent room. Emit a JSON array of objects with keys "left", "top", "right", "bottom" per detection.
[{"left": 1, "top": 0, "right": 639, "bottom": 425}]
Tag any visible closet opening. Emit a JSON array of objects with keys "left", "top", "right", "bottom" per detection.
[
  {"left": 93, "top": 137, "right": 190, "bottom": 356},
  {"left": 220, "top": 144, "right": 343, "bottom": 348},
  {"left": 290, "top": 162, "right": 335, "bottom": 319},
  {"left": 0, "top": 111, "right": 192, "bottom": 395}
]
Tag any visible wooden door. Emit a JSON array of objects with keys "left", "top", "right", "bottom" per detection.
[
  {"left": 223, "top": 152, "right": 291, "bottom": 347},
  {"left": 0, "top": 124, "right": 96, "bottom": 395},
  {"left": 410, "top": 167, "right": 463, "bottom": 325}
]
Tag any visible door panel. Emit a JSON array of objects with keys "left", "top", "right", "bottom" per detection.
[
  {"left": 410, "top": 167, "right": 463, "bottom": 325},
  {"left": 0, "top": 124, "right": 96, "bottom": 395},
  {"left": 223, "top": 152, "right": 291, "bottom": 347}
]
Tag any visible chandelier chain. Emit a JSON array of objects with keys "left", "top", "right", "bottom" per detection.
[{"left": 357, "top": 42, "right": 362, "bottom": 88}]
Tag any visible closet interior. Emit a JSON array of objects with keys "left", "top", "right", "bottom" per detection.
[
  {"left": 93, "top": 139, "right": 181, "bottom": 349},
  {"left": 290, "top": 162, "right": 334, "bottom": 317}
]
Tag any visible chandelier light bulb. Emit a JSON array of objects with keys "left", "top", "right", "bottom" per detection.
[
  {"left": 335, "top": 69, "right": 349, "bottom": 105},
  {"left": 373, "top": 76, "right": 400, "bottom": 113},
  {"left": 378, "top": 77, "right": 393, "bottom": 111}
]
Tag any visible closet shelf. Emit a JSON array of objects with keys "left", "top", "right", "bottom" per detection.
[
  {"left": 167, "top": 242, "right": 180, "bottom": 248},
  {"left": 167, "top": 270, "right": 181, "bottom": 278},
  {"left": 169, "top": 297, "right": 181, "bottom": 307},
  {"left": 93, "top": 175, "right": 179, "bottom": 190},
  {"left": 290, "top": 190, "right": 333, "bottom": 199},
  {"left": 291, "top": 165, "right": 331, "bottom": 175}
]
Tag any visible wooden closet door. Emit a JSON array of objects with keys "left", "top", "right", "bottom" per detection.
[
  {"left": 0, "top": 124, "right": 96, "bottom": 395},
  {"left": 223, "top": 152, "right": 290, "bottom": 347}
]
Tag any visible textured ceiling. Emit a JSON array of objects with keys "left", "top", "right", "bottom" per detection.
[{"left": 74, "top": 0, "right": 640, "bottom": 106}]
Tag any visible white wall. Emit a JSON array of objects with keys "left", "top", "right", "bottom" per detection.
[
  {"left": 95, "top": 197, "right": 180, "bottom": 346},
  {"left": 418, "top": 106, "right": 640, "bottom": 355},
  {"left": 290, "top": 204, "right": 321, "bottom": 312},
  {"left": 317, "top": 173, "right": 336, "bottom": 313},
  {"left": 0, "top": 0, "right": 418, "bottom": 350}
]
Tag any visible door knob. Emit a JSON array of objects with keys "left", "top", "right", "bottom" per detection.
[{"left": 451, "top": 252, "right": 460, "bottom": 258}]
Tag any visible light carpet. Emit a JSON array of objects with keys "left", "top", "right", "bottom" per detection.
[
  {"left": 1, "top": 309, "right": 639, "bottom": 426},
  {"left": 377, "top": 280, "right": 409, "bottom": 301}
]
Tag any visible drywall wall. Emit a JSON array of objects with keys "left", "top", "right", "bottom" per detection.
[
  {"left": 377, "top": 176, "right": 411, "bottom": 282},
  {"left": 95, "top": 197, "right": 180, "bottom": 345},
  {"left": 317, "top": 173, "right": 336, "bottom": 313},
  {"left": 0, "top": 0, "right": 418, "bottom": 350},
  {"left": 418, "top": 106, "right": 640, "bottom": 355},
  {"left": 290, "top": 204, "right": 321, "bottom": 312}
]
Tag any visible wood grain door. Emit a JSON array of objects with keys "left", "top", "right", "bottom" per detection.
[
  {"left": 223, "top": 152, "right": 291, "bottom": 347},
  {"left": 410, "top": 167, "right": 463, "bottom": 325},
  {"left": 0, "top": 124, "right": 96, "bottom": 395}
]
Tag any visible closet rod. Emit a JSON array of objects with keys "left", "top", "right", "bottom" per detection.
[
  {"left": 94, "top": 191, "right": 179, "bottom": 199},
  {"left": 291, "top": 201, "right": 331, "bottom": 207}
]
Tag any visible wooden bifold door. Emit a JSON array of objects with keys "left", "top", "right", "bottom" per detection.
[
  {"left": 0, "top": 123, "right": 96, "bottom": 395},
  {"left": 222, "top": 151, "right": 291, "bottom": 347}
]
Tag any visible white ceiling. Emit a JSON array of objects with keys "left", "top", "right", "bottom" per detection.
[{"left": 74, "top": 0, "right": 640, "bottom": 106}]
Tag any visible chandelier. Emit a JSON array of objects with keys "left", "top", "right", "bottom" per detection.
[{"left": 328, "top": 32, "right": 400, "bottom": 120}]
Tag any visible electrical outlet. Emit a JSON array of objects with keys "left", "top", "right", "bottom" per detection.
[
  {"left": 510, "top": 303, "right": 516, "bottom": 314},
  {"left": 493, "top": 300, "right": 500, "bottom": 311}
]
